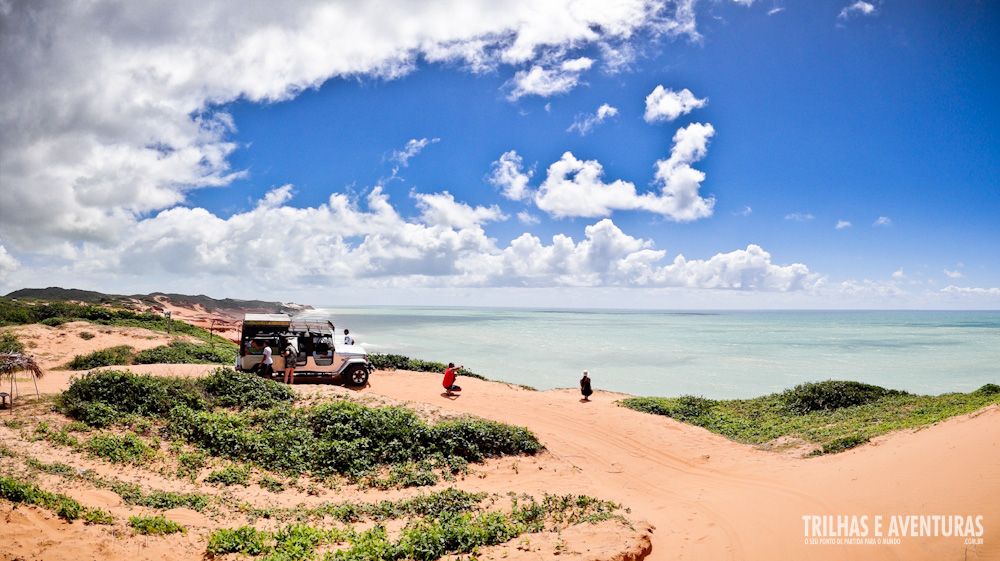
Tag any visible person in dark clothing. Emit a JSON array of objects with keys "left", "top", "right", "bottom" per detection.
[
  {"left": 282, "top": 341, "right": 297, "bottom": 385},
  {"left": 580, "top": 370, "right": 593, "bottom": 401}
]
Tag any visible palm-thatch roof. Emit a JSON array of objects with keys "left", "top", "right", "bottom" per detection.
[{"left": 0, "top": 352, "right": 44, "bottom": 381}]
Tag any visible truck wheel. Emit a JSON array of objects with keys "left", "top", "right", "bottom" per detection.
[{"left": 346, "top": 365, "right": 369, "bottom": 387}]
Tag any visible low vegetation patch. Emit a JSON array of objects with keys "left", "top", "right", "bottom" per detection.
[
  {"left": 132, "top": 341, "right": 238, "bottom": 366},
  {"left": 66, "top": 341, "right": 237, "bottom": 370},
  {"left": 0, "top": 475, "right": 113, "bottom": 524},
  {"left": 67, "top": 345, "right": 134, "bottom": 370},
  {"left": 205, "top": 464, "right": 252, "bottom": 487},
  {"left": 0, "top": 329, "right": 25, "bottom": 353},
  {"left": 213, "top": 490, "right": 626, "bottom": 561},
  {"left": 58, "top": 368, "right": 294, "bottom": 427},
  {"left": 85, "top": 432, "right": 157, "bottom": 465},
  {"left": 59, "top": 370, "right": 540, "bottom": 481},
  {"left": 129, "top": 514, "right": 186, "bottom": 535},
  {"left": 619, "top": 381, "right": 1000, "bottom": 456},
  {"left": 0, "top": 299, "right": 228, "bottom": 345},
  {"left": 165, "top": 400, "right": 540, "bottom": 478},
  {"left": 368, "top": 353, "right": 487, "bottom": 381},
  {"left": 197, "top": 367, "right": 297, "bottom": 409},
  {"left": 20, "top": 454, "right": 211, "bottom": 511}
]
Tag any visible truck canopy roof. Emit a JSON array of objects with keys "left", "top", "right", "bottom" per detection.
[{"left": 243, "top": 314, "right": 291, "bottom": 327}]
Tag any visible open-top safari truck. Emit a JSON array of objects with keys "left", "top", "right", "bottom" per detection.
[{"left": 236, "top": 313, "right": 372, "bottom": 386}]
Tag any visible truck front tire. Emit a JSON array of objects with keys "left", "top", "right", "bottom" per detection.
[{"left": 345, "top": 365, "right": 369, "bottom": 387}]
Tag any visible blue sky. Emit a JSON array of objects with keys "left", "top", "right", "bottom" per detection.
[{"left": 1, "top": 0, "right": 997, "bottom": 308}]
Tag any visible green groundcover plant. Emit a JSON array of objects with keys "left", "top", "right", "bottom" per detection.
[
  {"left": 0, "top": 475, "right": 113, "bottom": 524},
  {"left": 60, "top": 369, "right": 540, "bottom": 478},
  {"left": 67, "top": 341, "right": 237, "bottom": 370},
  {"left": 207, "top": 490, "right": 625, "bottom": 561},
  {"left": 619, "top": 380, "right": 1000, "bottom": 455}
]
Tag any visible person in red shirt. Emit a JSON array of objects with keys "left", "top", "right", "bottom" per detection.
[{"left": 443, "top": 362, "right": 463, "bottom": 394}]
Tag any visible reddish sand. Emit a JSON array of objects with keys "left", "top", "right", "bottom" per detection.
[{"left": 1, "top": 316, "right": 996, "bottom": 560}]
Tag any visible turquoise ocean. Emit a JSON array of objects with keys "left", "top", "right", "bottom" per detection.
[{"left": 306, "top": 307, "right": 999, "bottom": 399}]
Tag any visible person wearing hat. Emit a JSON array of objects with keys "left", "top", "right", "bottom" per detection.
[{"left": 580, "top": 370, "right": 593, "bottom": 401}]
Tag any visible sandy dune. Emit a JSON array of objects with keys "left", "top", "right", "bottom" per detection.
[
  {"left": 357, "top": 371, "right": 999, "bottom": 561},
  {"left": 2, "top": 362, "right": 996, "bottom": 560}
]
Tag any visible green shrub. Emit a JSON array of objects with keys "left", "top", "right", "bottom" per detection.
[
  {"left": 206, "top": 526, "right": 269, "bottom": 556},
  {"left": 617, "top": 397, "right": 672, "bottom": 417},
  {"left": 396, "top": 512, "right": 523, "bottom": 561},
  {"left": 0, "top": 475, "right": 112, "bottom": 524},
  {"left": 0, "top": 330, "right": 24, "bottom": 353},
  {"left": 66, "top": 345, "right": 133, "bottom": 370},
  {"left": 72, "top": 401, "right": 120, "bottom": 428},
  {"left": 60, "top": 369, "right": 207, "bottom": 422},
  {"left": 97, "top": 476, "right": 209, "bottom": 511},
  {"left": 258, "top": 473, "right": 286, "bottom": 493},
  {"left": 619, "top": 395, "right": 716, "bottom": 424},
  {"left": 974, "top": 383, "right": 1000, "bottom": 396},
  {"left": 41, "top": 317, "right": 70, "bottom": 327},
  {"left": 175, "top": 448, "right": 208, "bottom": 479},
  {"left": 367, "top": 462, "right": 440, "bottom": 490},
  {"left": 86, "top": 433, "right": 156, "bottom": 464},
  {"left": 129, "top": 514, "right": 185, "bottom": 535},
  {"left": 199, "top": 368, "right": 295, "bottom": 409},
  {"left": 133, "top": 341, "right": 238, "bottom": 365},
  {"left": 822, "top": 434, "right": 870, "bottom": 454},
  {"left": 205, "top": 464, "right": 252, "bottom": 487},
  {"left": 78, "top": 332, "right": 95, "bottom": 340},
  {"left": 84, "top": 508, "right": 115, "bottom": 525},
  {"left": 368, "top": 353, "right": 488, "bottom": 380},
  {"left": 780, "top": 380, "right": 902, "bottom": 414},
  {"left": 60, "top": 370, "right": 539, "bottom": 480}
]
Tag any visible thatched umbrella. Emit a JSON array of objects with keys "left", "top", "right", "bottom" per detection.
[{"left": 0, "top": 352, "right": 43, "bottom": 411}]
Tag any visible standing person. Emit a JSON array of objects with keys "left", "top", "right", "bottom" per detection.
[
  {"left": 580, "top": 370, "right": 593, "bottom": 401},
  {"left": 443, "top": 362, "right": 463, "bottom": 395},
  {"left": 344, "top": 329, "right": 354, "bottom": 345},
  {"left": 283, "top": 341, "right": 297, "bottom": 385},
  {"left": 259, "top": 343, "right": 274, "bottom": 378}
]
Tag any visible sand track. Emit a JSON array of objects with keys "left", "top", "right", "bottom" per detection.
[
  {"left": 362, "top": 371, "right": 999, "bottom": 561},
  {"left": 2, "top": 363, "right": 995, "bottom": 560}
]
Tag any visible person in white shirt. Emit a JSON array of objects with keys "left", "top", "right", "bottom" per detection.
[
  {"left": 344, "top": 329, "right": 354, "bottom": 346},
  {"left": 260, "top": 344, "right": 273, "bottom": 377}
]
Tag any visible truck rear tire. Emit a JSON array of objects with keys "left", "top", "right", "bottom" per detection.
[{"left": 345, "top": 365, "right": 369, "bottom": 387}]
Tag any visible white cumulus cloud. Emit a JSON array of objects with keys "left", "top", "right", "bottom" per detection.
[
  {"left": 873, "top": 216, "right": 893, "bottom": 227},
  {"left": 489, "top": 151, "right": 533, "bottom": 201},
  {"left": 390, "top": 138, "right": 440, "bottom": 167},
  {"left": 6, "top": 185, "right": 819, "bottom": 294},
  {"left": 412, "top": 191, "right": 507, "bottom": 230},
  {"left": 786, "top": 213, "right": 815, "bottom": 222},
  {"left": 941, "top": 286, "right": 1000, "bottom": 296},
  {"left": 534, "top": 152, "right": 644, "bottom": 218},
  {"left": 0, "top": 244, "right": 19, "bottom": 273},
  {"left": 836, "top": 220, "right": 852, "bottom": 229},
  {"left": 497, "top": 122, "right": 715, "bottom": 222},
  {"left": 648, "top": 122, "right": 716, "bottom": 221},
  {"left": 568, "top": 103, "right": 619, "bottom": 135},
  {"left": 507, "top": 63, "right": 588, "bottom": 101},
  {"left": 644, "top": 86, "right": 707, "bottom": 123},
  {"left": 517, "top": 211, "right": 540, "bottom": 225},
  {"left": 839, "top": 1, "right": 876, "bottom": 20},
  {"left": 0, "top": 0, "right": 691, "bottom": 255},
  {"left": 943, "top": 269, "right": 964, "bottom": 279}
]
